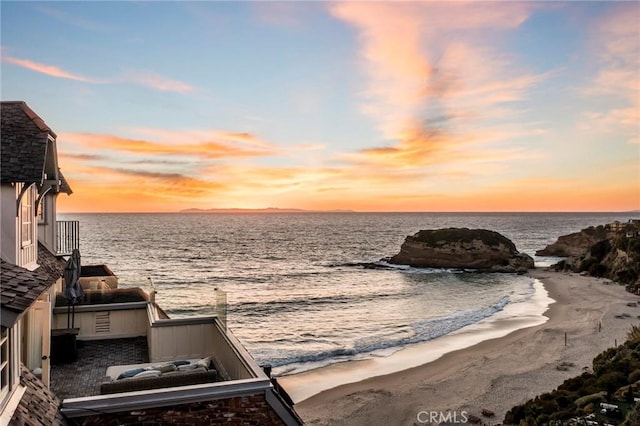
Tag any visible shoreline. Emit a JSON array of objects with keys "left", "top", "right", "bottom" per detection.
[
  {"left": 279, "top": 276, "right": 552, "bottom": 403},
  {"left": 292, "top": 269, "right": 639, "bottom": 425}
]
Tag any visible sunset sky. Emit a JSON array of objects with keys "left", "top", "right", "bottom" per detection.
[{"left": 2, "top": 1, "right": 638, "bottom": 213}]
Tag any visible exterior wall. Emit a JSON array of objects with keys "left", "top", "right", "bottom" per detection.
[
  {"left": 68, "top": 394, "right": 286, "bottom": 426},
  {"left": 207, "top": 321, "right": 255, "bottom": 381},
  {"left": 147, "top": 314, "right": 254, "bottom": 380},
  {"left": 0, "top": 184, "right": 18, "bottom": 265},
  {"left": 147, "top": 319, "right": 217, "bottom": 363},
  {"left": 52, "top": 307, "right": 147, "bottom": 340},
  {"left": 37, "top": 192, "right": 57, "bottom": 254}
]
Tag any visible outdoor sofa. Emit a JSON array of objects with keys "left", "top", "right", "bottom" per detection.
[{"left": 100, "top": 357, "right": 228, "bottom": 394}]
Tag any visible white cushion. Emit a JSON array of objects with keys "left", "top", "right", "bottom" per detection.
[{"left": 133, "top": 369, "right": 162, "bottom": 378}]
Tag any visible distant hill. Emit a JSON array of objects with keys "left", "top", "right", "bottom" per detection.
[{"left": 179, "top": 207, "right": 356, "bottom": 214}]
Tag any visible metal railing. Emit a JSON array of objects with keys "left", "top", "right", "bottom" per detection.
[{"left": 56, "top": 220, "right": 80, "bottom": 256}]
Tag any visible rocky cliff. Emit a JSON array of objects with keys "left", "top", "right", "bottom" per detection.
[
  {"left": 535, "top": 225, "right": 613, "bottom": 257},
  {"left": 388, "top": 228, "right": 534, "bottom": 273},
  {"left": 541, "top": 223, "right": 640, "bottom": 291}
]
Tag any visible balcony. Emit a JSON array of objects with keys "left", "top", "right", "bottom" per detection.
[{"left": 56, "top": 220, "right": 80, "bottom": 256}]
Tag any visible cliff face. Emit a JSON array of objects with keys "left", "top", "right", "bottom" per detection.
[
  {"left": 388, "top": 228, "right": 534, "bottom": 273},
  {"left": 535, "top": 225, "right": 613, "bottom": 257},
  {"left": 542, "top": 224, "right": 640, "bottom": 290}
]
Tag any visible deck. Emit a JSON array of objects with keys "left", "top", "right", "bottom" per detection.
[{"left": 50, "top": 337, "right": 149, "bottom": 399}]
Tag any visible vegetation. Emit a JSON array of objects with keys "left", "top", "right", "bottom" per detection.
[
  {"left": 504, "top": 327, "right": 640, "bottom": 425},
  {"left": 412, "top": 228, "right": 516, "bottom": 251},
  {"left": 552, "top": 229, "right": 640, "bottom": 291}
]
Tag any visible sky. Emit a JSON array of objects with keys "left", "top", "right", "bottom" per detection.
[{"left": 1, "top": 1, "right": 639, "bottom": 213}]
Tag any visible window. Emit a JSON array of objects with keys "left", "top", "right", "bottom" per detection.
[
  {"left": 0, "top": 329, "right": 9, "bottom": 401},
  {"left": 37, "top": 196, "right": 45, "bottom": 224},
  {"left": 20, "top": 186, "right": 34, "bottom": 247}
]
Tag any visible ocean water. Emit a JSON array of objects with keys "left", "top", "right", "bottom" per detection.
[{"left": 60, "top": 212, "right": 638, "bottom": 376}]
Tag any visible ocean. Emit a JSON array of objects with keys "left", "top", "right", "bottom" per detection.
[{"left": 60, "top": 212, "right": 638, "bottom": 378}]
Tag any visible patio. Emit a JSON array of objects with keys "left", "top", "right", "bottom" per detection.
[{"left": 50, "top": 337, "right": 149, "bottom": 399}]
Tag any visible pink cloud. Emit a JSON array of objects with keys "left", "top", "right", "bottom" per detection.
[
  {"left": 330, "top": 2, "right": 541, "bottom": 137},
  {"left": 3, "top": 55, "right": 196, "bottom": 94},
  {"left": 3, "top": 55, "right": 101, "bottom": 83},
  {"left": 119, "top": 71, "right": 196, "bottom": 94},
  {"left": 329, "top": 2, "right": 544, "bottom": 174},
  {"left": 59, "top": 132, "right": 276, "bottom": 159},
  {"left": 584, "top": 3, "right": 640, "bottom": 144}
]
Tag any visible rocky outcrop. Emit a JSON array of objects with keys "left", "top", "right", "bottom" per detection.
[
  {"left": 388, "top": 228, "right": 534, "bottom": 273},
  {"left": 544, "top": 223, "right": 640, "bottom": 290},
  {"left": 535, "top": 225, "right": 612, "bottom": 257}
]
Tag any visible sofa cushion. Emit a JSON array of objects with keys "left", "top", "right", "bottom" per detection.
[
  {"left": 152, "top": 364, "right": 178, "bottom": 374},
  {"left": 117, "top": 368, "right": 146, "bottom": 380},
  {"left": 133, "top": 370, "right": 161, "bottom": 378}
]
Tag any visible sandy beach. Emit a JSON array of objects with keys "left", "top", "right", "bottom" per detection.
[{"left": 292, "top": 269, "right": 640, "bottom": 425}]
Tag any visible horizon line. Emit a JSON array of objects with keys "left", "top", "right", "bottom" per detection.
[{"left": 57, "top": 209, "right": 640, "bottom": 215}]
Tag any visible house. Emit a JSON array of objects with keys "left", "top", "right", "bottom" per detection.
[
  {"left": 606, "top": 221, "right": 626, "bottom": 232},
  {"left": 1, "top": 101, "right": 302, "bottom": 425},
  {"left": 1, "top": 101, "right": 77, "bottom": 425}
]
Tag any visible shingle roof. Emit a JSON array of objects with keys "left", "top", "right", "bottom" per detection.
[
  {"left": 37, "top": 243, "right": 66, "bottom": 282},
  {"left": 0, "top": 101, "right": 51, "bottom": 184},
  {"left": 0, "top": 101, "right": 73, "bottom": 194},
  {"left": 10, "top": 365, "right": 67, "bottom": 426},
  {"left": 0, "top": 260, "right": 55, "bottom": 328}
]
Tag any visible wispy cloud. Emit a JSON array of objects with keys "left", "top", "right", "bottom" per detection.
[
  {"left": 118, "top": 71, "right": 196, "bottom": 94},
  {"left": 59, "top": 163, "right": 229, "bottom": 212},
  {"left": 2, "top": 55, "right": 196, "bottom": 94},
  {"left": 34, "top": 4, "right": 112, "bottom": 32},
  {"left": 61, "top": 152, "right": 107, "bottom": 161},
  {"left": 126, "top": 128, "right": 274, "bottom": 151},
  {"left": 583, "top": 3, "right": 640, "bottom": 144},
  {"left": 60, "top": 132, "right": 277, "bottom": 159},
  {"left": 329, "top": 1, "right": 545, "bottom": 174},
  {"left": 2, "top": 56, "right": 102, "bottom": 83}
]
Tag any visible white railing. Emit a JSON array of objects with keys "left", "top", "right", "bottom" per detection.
[{"left": 56, "top": 220, "right": 79, "bottom": 256}]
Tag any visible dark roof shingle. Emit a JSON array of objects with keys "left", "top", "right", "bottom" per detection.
[
  {"left": 0, "top": 101, "right": 72, "bottom": 194},
  {"left": 0, "top": 260, "right": 55, "bottom": 328},
  {"left": 10, "top": 365, "right": 67, "bottom": 426},
  {"left": 0, "top": 101, "right": 51, "bottom": 184},
  {"left": 37, "top": 243, "right": 66, "bottom": 282}
]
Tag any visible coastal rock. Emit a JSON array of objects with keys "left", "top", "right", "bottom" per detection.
[
  {"left": 388, "top": 228, "right": 534, "bottom": 273},
  {"left": 535, "top": 225, "right": 612, "bottom": 257},
  {"left": 545, "top": 222, "right": 640, "bottom": 290}
]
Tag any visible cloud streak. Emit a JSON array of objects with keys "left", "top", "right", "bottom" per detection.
[
  {"left": 2, "top": 55, "right": 196, "bottom": 94},
  {"left": 3, "top": 56, "right": 101, "bottom": 83},
  {"left": 118, "top": 71, "right": 196, "bottom": 93},
  {"left": 60, "top": 132, "right": 277, "bottom": 159},
  {"left": 34, "top": 4, "right": 112, "bottom": 32}
]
